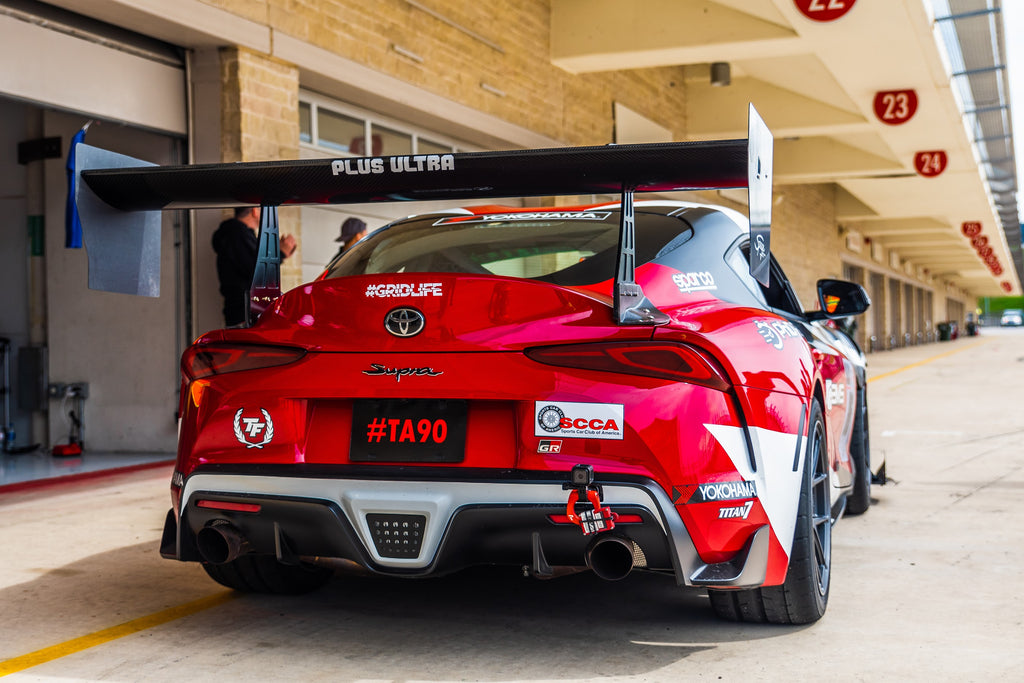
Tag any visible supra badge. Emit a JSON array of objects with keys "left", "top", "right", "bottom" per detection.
[
  {"left": 363, "top": 363, "right": 443, "bottom": 382},
  {"left": 233, "top": 408, "right": 274, "bottom": 449}
]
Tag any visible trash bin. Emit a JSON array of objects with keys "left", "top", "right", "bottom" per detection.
[{"left": 937, "top": 322, "right": 951, "bottom": 341}]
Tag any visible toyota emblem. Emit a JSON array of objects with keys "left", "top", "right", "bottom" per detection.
[{"left": 384, "top": 307, "right": 425, "bottom": 337}]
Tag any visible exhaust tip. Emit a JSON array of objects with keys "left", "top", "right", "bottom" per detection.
[
  {"left": 197, "top": 521, "right": 249, "bottom": 564},
  {"left": 586, "top": 535, "right": 636, "bottom": 581}
]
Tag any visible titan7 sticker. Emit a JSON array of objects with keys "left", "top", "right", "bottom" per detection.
[{"left": 534, "top": 401, "right": 624, "bottom": 440}]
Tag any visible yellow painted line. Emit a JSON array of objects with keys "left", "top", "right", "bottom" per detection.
[
  {"left": 868, "top": 339, "right": 989, "bottom": 384},
  {"left": 0, "top": 592, "right": 237, "bottom": 677}
]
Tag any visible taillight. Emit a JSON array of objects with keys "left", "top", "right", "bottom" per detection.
[
  {"left": 525, "top": 342, "right": 730, "bottom": 391},
  {"left": 181, "top": 343, "right": 305, "bottom": 381}
]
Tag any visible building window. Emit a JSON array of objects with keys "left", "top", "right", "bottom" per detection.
[
  {"left": 299, "top": 101, "right": 312, "bottom": 143},
  {"left": 299, "top": 92, "right": 471, "bottom": 157},
  {"left": 316, "top": 109, "right": 365, "bottom": 154}
]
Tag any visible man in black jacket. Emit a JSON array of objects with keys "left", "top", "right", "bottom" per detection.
[{"left": 212, "top": 207, "right": 296, "bottom": 327}]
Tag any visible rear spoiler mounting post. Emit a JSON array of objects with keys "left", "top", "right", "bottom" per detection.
[
  {"left": 247, "top": 204, "right": 282, "bottom": 326},
  {"left": 614, "top": 188, "right": 671, "bottom": 326}
]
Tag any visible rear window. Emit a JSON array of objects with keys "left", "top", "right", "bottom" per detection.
[{"left": 325, "top": 210, "right": 692, "bottom": 286}]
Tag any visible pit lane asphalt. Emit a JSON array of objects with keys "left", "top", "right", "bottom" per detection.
[{"left": 1, "top": 328, "right": 1022, "bottom": 681}]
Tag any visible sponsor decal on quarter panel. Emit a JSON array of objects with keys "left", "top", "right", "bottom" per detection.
[{"left": 703, "top": 424, "right": 803, "bottom": 558}]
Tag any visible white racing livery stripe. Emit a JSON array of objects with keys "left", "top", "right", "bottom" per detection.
[{"left": 703, "top": 424, "right": 803, "bottom": 558}]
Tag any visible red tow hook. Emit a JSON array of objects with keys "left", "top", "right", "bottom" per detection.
[{"left": 565, "top": 464, "right": 617, "bottom": 535}]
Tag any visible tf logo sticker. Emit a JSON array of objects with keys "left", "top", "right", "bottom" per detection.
[{"left": 233, "top": 408, "right": 274, "bottom": 449}]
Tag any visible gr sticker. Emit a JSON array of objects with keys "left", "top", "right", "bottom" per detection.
[
  {"left": 755, "top": 319, "right": 801, "bottom": 350},
  {"left": 534, "top": 401, "right": 624, "bottom": 440},
  {"left": 537, "top": 440, "right": 563, "bottom": 453},
  {"left": 688, "top": 480, "right": 757, "bottom": 503},
  {"left": 672, "top": 271, "right": 717, "bottom": 294}
]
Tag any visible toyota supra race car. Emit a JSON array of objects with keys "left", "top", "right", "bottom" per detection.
[{"left": 75, "top": 106, "right": 879, "bottom": 624}]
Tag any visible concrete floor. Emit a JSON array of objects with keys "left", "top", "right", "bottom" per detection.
[{"left": 1, "top": 328, "right": 1022, "bottom": 681}]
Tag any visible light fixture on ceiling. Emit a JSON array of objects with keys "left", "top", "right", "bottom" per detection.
[{"left": 710, "top": 62, "right": 730, "bottom": 87}]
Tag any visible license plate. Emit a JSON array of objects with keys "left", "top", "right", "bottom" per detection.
[{"left": 349, "top": 399, "right": 467, "bottom": 463}]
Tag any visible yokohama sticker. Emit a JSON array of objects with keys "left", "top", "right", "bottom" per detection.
[
  {"left": 434, "top": 211, "right": 611, "bottom": 225},
  {"left": 534, "top": 401, "right": 624, "bottom": 440},
  {"left": 688, "top": 480, "right": 757, "bottom": 503}
]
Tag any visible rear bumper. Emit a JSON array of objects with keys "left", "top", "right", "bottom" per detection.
[{"left": 162, "top": 468, "right": 769, "bottom": 588}]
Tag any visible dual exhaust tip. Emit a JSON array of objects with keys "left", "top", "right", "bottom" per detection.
[
  {"left": 197, "top": 520, "right": 249, "bottom": 565},
  {"left": 199, "top": 519, "right": 638, "bottom": 582},
  {"left": 585, "top": 534, "right": 637, "bottom": 581}
]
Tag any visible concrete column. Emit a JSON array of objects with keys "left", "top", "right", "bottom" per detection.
[{"left": 219, "top": 46, "right": 303, "bottom": 293}]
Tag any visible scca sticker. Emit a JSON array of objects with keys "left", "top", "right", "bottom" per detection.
[{"left": 534, "top": 401, "right": 624, "bottom": 440}]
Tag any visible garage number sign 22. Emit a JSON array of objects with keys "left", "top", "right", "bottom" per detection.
[{"left": 794, "top": 0, "right": 856, "bottom": 22}]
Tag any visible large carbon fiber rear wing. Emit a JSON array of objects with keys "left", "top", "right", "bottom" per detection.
[{"left": 74, "top": 104, "right": 772, "bottom": 325}]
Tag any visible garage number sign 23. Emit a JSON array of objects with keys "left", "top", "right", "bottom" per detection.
[{"left": 874, "top": 90, "right": 918, "bottom": 125}]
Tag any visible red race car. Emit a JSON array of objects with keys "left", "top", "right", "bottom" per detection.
[{"left": 76, "top": 106, "right": 877, "bottom": 624}]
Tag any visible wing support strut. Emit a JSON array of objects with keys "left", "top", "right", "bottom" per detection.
[{"left": 614, "top": 188, "right": 670, "bottom": 325}]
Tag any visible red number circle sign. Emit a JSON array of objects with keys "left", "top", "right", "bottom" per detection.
[
  {"left": 961, "top": 221, "right": 982, "bottom": 237},
  {"left": 914, "top": 151, "right": 947, "bottom": 177},
  {"left": 874, "top": 90, "right": 918, "bottom": 125},
  {"left": 794, "top": 0, "right": 857, "bottom": 22}
]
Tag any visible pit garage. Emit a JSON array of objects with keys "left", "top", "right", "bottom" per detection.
[{"left": 1, "top": 0, "right": 1023, "bottom": 678}]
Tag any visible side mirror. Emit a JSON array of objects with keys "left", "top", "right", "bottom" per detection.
[{"left": 808, "top": 279, "right": 871, "bottom": 320}]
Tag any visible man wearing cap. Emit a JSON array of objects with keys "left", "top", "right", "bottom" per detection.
[{"left": 332, "top": 217, "right": 368, "bottom": 261}]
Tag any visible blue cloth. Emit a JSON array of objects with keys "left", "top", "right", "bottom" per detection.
[{"left": 64, "top": 126, "right": 88, "bottom": 249}]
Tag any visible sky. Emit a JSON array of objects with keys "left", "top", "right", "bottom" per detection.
[{"left": 1002, "top": 2, "right": 1024, "bottom": 217}]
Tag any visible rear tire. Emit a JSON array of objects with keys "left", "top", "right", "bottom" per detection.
[
  {"left": 202, "top": 555, "right": 333, "bottom": 594},
  {"left": 709, "top": 401, "right": 831, "bottom": 624},
  {"left": 846, "top": 386, "right": 871, "bottom": 515}
]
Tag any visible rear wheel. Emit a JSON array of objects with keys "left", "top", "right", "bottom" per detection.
[
  {"left": 709, "top": 401, "right": 831, "bottom": 624},
  {"left": 202, "top": 555, "right": 333, "bottom": 594},
  {"left": 846, "top": 386, "right": 871, "bottom": 515}
]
